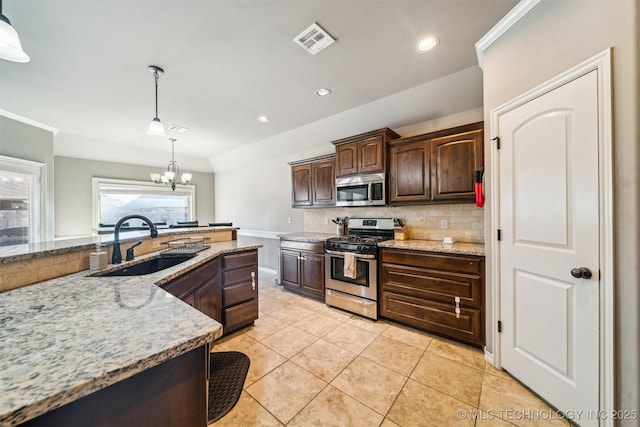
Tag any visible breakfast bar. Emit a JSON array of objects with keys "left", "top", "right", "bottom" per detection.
[{"left": 0, "top": 235, "right": 261, "bottom": 426}]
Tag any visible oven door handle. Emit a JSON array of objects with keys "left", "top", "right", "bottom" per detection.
[{"left": 325, "top": 249, "right": 376, "bottom": 260}]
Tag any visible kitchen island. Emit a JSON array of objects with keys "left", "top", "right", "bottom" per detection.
[{"left": 0, "top": 240, "right": 261, "bottom": 426}]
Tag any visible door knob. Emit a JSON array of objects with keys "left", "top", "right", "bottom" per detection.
[{"left": 570, "top": 267, "right": 592, "bottom": 279}]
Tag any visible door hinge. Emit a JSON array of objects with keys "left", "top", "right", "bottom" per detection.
[
  {"left": 497, "top": 229, "right": 502, "bottom": 241},
  {"left": 498, "top": 321, "right": 502, "bottom": 333},
  {"left": 491, "top": 136, "right": 501, "bottom": 149}
]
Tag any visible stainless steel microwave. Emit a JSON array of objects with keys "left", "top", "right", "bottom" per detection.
[{"left": 336, "top": 173, "right": 386, "bottom": 207}]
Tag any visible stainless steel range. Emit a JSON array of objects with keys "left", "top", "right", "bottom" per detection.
[{"left": 325, "top": 218, "right": 395, "bottom": 320}]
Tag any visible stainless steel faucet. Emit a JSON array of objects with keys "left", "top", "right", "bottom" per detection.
[{"left": 112, "top": 215, "right": 158, "bottom": 264}]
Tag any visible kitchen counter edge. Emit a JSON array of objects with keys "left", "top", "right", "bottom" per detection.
[
  {"left": 278, "top": 232, "right": 337, "bottom": 242},
  {"left": 0, "top": 227, "right": 238, "bottom": 264},
  {"left": 377, "top": 239, "right": 485, "bottom": 256}
]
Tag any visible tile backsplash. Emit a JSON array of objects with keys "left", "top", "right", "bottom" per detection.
[{"left": 304, "top": 204, "right": 484, "bottom": 243}]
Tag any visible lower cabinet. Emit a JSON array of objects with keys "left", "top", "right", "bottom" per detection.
[
  {"left": 379, "top": 248, "right": 485, "bottom": 347},
  {"left": 21, "top": 346, "right": 208, "bottom": 427},
  {"left": 221, "top": 250, "right": 259, "bottom": 334},
  {"left": 280, "top": 239, "right": 325, "bottom": 300},
  {"left": 162, "top": 256, "right": 221, "bottom": 321},
  {"left": 161, "top": 249, "right": 259, "bottom": 336}
]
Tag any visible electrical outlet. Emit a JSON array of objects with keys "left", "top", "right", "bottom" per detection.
[
  {"left": 440, "top": 219, "right": 448, "bottom": 229},
  {"left": 287, "top": 217, "right": 292, "bottom": 224},
  {"left": 323, "top": 218, "right": 329, "bottom": 225}
]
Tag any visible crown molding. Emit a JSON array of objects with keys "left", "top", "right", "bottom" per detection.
[
  {"left": 475, "top": 0, "right": 542, "bottom": 69},
  {"left": 0, "top": 109, "right": 59, "bottom": 135}
]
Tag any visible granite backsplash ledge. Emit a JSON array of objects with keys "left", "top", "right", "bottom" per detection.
[{"left": 304, "top": 204, "right": 484, "bottom": 243}]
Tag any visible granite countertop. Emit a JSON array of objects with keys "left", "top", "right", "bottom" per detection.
[
  {"left": 278, "top": 232, "right": 337, "bottom": 242},
  {"left": 0, "top": 241, "right": 260, "bottom": 426},
  {"left": 377, "top": 239, "right": 485, "bottom": 256},
  {"left": 0, "top": 226, "right": 237, "bottom": 264}
]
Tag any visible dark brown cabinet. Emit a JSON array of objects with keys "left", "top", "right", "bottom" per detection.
[
  {"left": 280, "top": 239, "right": 325, "bottom": 300},
  {"left": 332, "top": 128, "right": 400, "bottom": 177},
  {"left": 289, "top": 154, "right": 336, "bottom": 208},
  {"left": 221, "top": 250, "right": 259, "bottom": 334},
  {"left": 388, "top": 122, "right": 484, "bottom": 205},
  {"left": 431, "top": 126, "right": 483, "bottom": 201},
  {"left": 162, "top": 257, "right": 221, "bottom": 321},
  {"left": 389, "top": 139, "right": 431, "bottom": 203},
  {"left": 291, "top": 163, "right": 312, "bottom": 207},
  {"left": 161, "top": 249, "right": 258, "bottom": 336},
  {"left": 380, "top": 248, "right": 485, "bottom": 347},
  {"left": 22, "top": 346, "right": 209, "bottom": 427}
]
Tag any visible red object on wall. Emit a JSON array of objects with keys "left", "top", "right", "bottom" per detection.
[{"left": 475, "top": 170, "right": 484, "bottom": 208}]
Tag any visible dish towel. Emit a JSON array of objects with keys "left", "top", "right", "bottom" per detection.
[{"left": 343, "top": 252, "right": 357, "bottom": 279}]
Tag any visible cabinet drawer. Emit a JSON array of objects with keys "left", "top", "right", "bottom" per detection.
[
  {"left": 381, "top": 292, "right": 484, "bottom": 347},
  {"left": 380, "top": 249, "right": 482, "bottom": 275},
  {"left": 280, "top": 239, "right": 324, "bottom": 253},
  {"left": 222, "top": 250, "right": 257, "bottom": 270},
  {"left": 223, "top": 265, "right": 256, "bottom": 287},
  {"left": 224, "top": 299, "right": 258, "bottom": 333},
  {"left": 223, "top": 281, "right": 256, "bottom": 307},
  {"left": 381, "top": 264, "right": 482, "bottom": 308}
]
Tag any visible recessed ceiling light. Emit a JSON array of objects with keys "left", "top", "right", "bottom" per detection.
[
  {"left": 315, "top": 88, "right": 331, "bottom": 97},
  {"left": 257, "top": 115, "right": 270, "bottom": 123},
  {"left": 416, "top": 37, "right": 439, "bottom": 52}
]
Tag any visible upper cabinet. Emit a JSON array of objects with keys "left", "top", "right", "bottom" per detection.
[
  {"left": 431, "top": 124, "right": 483, "bottom": 201},
  {"left": 289, "top": 154, "right": 336, "bottom": 208},
  {"left": 389, "top": 138, "right": 431, "bottom": 203},
  {"left": 332, "top": 128, "right": 400, "bottom": 177},
  {"left": 289, "top": 122, "right": 483, "bottom": 208},
  {"left": 389, "top": 122, "right": 484, "bottom": 205}
]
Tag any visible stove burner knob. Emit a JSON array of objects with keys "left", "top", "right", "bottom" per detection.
[{"left": 357, "top": 245, "right": 365, "bottom": 252}]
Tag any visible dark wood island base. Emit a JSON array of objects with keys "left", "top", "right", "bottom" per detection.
[{"left": 20, "top": 345, "right": 208, "bottom": 427}]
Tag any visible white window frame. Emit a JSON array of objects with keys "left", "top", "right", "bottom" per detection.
[
  {"left": 91, "top": 177, "right": 196, "bottom": 229},
  {"left": 0, "top": 155, "right": 46, "bottom": 243}
]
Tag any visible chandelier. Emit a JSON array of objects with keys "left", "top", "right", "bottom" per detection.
[{"left": 150, "top": 138, "right": 192, "bottom": 191}]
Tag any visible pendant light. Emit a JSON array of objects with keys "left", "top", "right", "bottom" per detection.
[
  {"left": 146, "top": 65, "right": 166, "bottom": 136},
  {"left": 150, "top": 138, "right": 192, "bottom": 191},
  {"left": 0, "top": 0, "right": 30, "bottom": 63}
]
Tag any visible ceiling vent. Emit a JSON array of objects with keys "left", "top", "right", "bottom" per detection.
[
  {"left": 293, "top": 23, "right": 336, "bottom": 55},
  {"left": 168, "top": 124, "right": 190, "bottom": 133}
]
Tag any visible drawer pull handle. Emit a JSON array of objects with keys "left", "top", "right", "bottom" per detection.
[
  {"left": 251, "top": 271, "right": 256, "bottom": 290},
  {"left": 454, "top": 296, "right": 461, "bottom": 319}
]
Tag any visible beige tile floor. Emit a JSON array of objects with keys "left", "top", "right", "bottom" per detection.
[{"left": 210, "top": 271, "right": 569, "bottom": 427}]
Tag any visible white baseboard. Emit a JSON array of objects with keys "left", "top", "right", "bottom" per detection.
[
  {"left": 484, "top": 348, "right": 495, "bottom": 367},
  {"left": 259, "top": 266, "right": 277, "bottom": 275}
]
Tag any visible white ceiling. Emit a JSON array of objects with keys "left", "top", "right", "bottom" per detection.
[{"left": 0, "top": 0, "right": 518, "bottom": 172}]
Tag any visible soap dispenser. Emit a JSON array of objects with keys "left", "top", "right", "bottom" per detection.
[{"left": 89, "top": 243, "right": 109, "bottom": 270}]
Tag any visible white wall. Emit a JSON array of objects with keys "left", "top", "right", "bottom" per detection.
[
  {"left": 0, "top": 115, "right": 55, "bottom": 240},
  {"left": 481, "top": 0, "right": 638, "bottom": 417},
  {"left": 54, "top": 156, "right": 215, "bottom": 237}
]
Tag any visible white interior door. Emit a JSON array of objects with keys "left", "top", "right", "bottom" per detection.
[{"left": 498, "top": 70, "right": 599, "bottom": 423}]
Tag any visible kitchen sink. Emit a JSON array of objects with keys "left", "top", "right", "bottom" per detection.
[{"left": 94, "top": 255, "right": 195, "bottom": 277}]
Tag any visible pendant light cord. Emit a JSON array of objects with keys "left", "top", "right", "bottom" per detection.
[{"left": 154, "top": 71, "right": 159, "bottom": 119}]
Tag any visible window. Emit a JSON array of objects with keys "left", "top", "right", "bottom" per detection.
[
  {"left": 92, "top": 178, "right": 195, "bottom": 228},
  {"left": 0, "top": 155, "right": 45, "bottom": 246}
]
